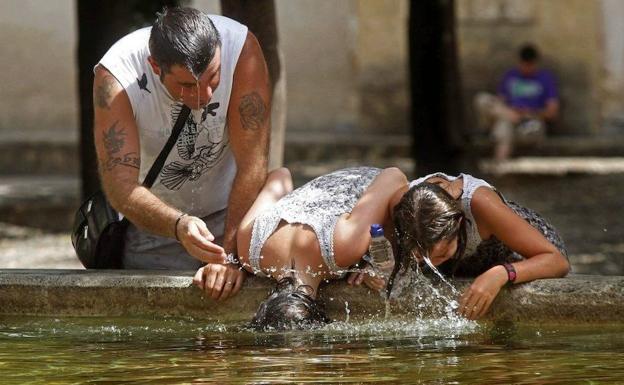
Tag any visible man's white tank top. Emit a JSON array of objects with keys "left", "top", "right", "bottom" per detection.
[{"left": 98, "top": 15, "right": 248, "bottom": 217}]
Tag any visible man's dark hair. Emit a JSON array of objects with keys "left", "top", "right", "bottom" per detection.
[
  {"left": 519, "top": 44, "right": 539, "bottom": 63},
  {"left": 149, "top": 7, "right": 221, "bottom": 78}
]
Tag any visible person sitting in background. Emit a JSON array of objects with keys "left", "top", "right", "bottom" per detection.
[{"left": 475, "top": 43, "right": 559, "bottom": 160}]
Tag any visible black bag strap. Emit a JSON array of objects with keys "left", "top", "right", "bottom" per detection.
[{"left": 142, "top": 105, "right": 191, "bottom": 188}]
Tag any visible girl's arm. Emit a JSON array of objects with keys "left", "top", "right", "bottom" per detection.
[
  {"left": 459, "top": 187, "right": 570, "bottom": 319},
  {"left": 333, "top": 167, "right": 408, "bottom": 268},
  {"left": 472, "top": 187, "right": 570, "bottom": 282}
]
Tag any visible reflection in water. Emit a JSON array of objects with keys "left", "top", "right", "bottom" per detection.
[{"left": 1, "top": 316, "right": 623, "bottom": 384}]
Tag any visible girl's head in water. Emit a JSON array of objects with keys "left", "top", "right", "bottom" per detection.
[
  {"left": 250, "top": 277, "right": 329, "bottom": 331},
  {"left": 392, "top": 182, "right": 467, "bottom": 274}
]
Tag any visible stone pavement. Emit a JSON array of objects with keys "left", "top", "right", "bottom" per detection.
[
  {"left": 0, "top": 223, "right": 81, "bottom": 269},
  {"left": 0, "top": 175, "right": 78, "bottom": 231},
  {"left": 480, "top": 156, "right": 624, "bottom": 175}
]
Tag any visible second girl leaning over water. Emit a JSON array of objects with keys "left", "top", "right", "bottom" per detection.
[{"left": 350, "top": 171, "right": 570, "bottom": 320}]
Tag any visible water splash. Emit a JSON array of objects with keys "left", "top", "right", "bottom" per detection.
[
  {"left": 418, "top": 255, "right": 460, "bottom": 314},
  {"left": 323, "top": 317, "right": 478, "bottom": 340},
  {"left": 386, "top": 255, "right": 465, "bottom": 325},
  {"left": 307, "top": 249, "right": 478, "bottom": 339},
  {"left": 344, "top": 301, "right": 351, "bottom": 323},
  {"left": 384, "top": 297, "right": 391, "bottom": 320},
  {"left": 418, "top": 252, "right": 460, "bottom": 296}
]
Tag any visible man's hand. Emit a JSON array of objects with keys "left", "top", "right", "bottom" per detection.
[
  {"left": 177, "top": 215, "right": 227, "bottom": 264},
  {"left": 193, "top": 263, "right": 246, "bottom": 301},
  {"left": 458, "top": 265, "right": 508, "bottom": 320},
  {"left": 347, "top": 267, "right": 386, "bottom": 291}
]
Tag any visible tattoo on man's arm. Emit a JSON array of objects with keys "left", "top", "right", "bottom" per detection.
[
  {"left": 102, "top": 152, "right": 140, "bottom": 172},
  {"left": 239, "top": 92, "right": 267, "bottom": 131},
  {"left": 100, "top": 152, "right": 141, "bottom": 171},
  {"left": 94, "top": 74, "right": 118, "bottom": 110},
  {"left": 100, "top": 121, "right": 139, "bottom": 172},
  {"left": 103, "top": 121, "right": 126, "bottom": 155}
]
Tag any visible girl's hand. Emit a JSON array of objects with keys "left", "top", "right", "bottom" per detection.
[
  {"left": 458, "top": 265, "right": 508, "bottom": 320},
  {"left": 193, "top": 263, "right": 245, "bottom": 301},
  {"left": 347, "top": 267, "right": 386, "bottom": 291}
]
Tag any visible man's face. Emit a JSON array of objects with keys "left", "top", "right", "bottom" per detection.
[
  {"left": 518, "top": 60, "right": 538, "bottom": 76},
  {"left": 149, "top": 47, "right": 222, "bottom": 110}
]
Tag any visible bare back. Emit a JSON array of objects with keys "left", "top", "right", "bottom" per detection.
[
  {"left": 241, "top": 221, "right": 327, "bottom": 279},
  {"left": 239, "top": 167, "right": 382, "bottom": 279}
]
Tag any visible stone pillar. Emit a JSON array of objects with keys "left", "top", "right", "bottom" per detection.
[
  {"left": 355, "top": 0, "right": 410, "bottom": 136},
  {"left": 269, "top": 51, "right": 287, "bottom": 170},
  {"left": 600, "top": 0, "right": 624, "bottom": 133}
]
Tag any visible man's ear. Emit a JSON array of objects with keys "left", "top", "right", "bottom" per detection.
[{"left": 148, "top": 56, "right": 161, "bottom": 77}]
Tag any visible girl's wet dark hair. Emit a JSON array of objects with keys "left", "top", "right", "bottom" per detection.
[
  {"left": 387, "top": 182, "right": 467, "bottom": 294},
  {"left": 250, "top": 277, "right": 330, "bottom": 331},
  {"left": 149, "top": 7, "right": 221, "bottom": 78}
]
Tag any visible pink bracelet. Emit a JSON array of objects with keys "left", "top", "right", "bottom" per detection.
[{"left": 502, "top": 263, "right": 517, "bottom": 284}]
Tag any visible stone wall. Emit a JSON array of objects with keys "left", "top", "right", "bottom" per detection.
[
  {"left": 1, "top": 1, "right": 623, "bottom": 142},
  {"left": 241, "top": 0, "right": 410, "bottom": 137},
  {"left": 274, "top": 0, "right": 361, "bottom": 135},
  {"left": 0, "top": 0, "right": 78, "bottom": 141},
  {"left": 2, "top": 270, "right": 623, "bottom": 322}
]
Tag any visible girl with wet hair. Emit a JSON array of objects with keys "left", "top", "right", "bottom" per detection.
[
  {"left": 195, "top": 166, "right": 410, "bottom": 330},
  {"left": 392, "top": 182, "right": 468, "bottom": 268},
  {"left": 377, "top": 172, "right": 569, "bottom": 320},
  {"left": 249, "top": 277, "right": 329, "bottom": 331}
]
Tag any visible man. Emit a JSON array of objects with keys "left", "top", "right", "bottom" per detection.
[
  {"left": 93, "top": 7, "right": 270, "bottom": 300},
  {"left": 475, "top": 44, "right": 559, "bottom": 160}
]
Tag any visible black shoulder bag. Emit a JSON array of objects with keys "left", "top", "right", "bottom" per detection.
[{"left": 71, "top": 106, "right": 191, "bottom": 268}]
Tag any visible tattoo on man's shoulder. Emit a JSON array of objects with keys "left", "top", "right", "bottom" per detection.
[
  {"left": 103, "top": 121, "right": 126, "bottom": 155},
  {"left": 95, "top": 74, "right": 118, "bottom": 109},
  {"left": 239, "top": 91, "right": 267, "bottom": 131}
]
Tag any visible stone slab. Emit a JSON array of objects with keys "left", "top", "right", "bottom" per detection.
[
  {"left": 0, "top": 141, "right": 78, "bottom": 175},
  {"left": 480, "top": 157, "right": 624, "bottom": 175},
  {"left": 0, "top": 176, "right": 79, "bottom": 231},
  {"left": 0, "top": 270, "right": 622, "bottom": 323}
]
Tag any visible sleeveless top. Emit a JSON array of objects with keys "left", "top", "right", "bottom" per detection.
[
  {"left": 409, "top": 172, "right": 494, "bottom": 258},
  {"left": 98, "top": 16, "right": 248, "bottom": 217},
  {"left": 248, "top": 167, "right": 382, "bottom": 276}
]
